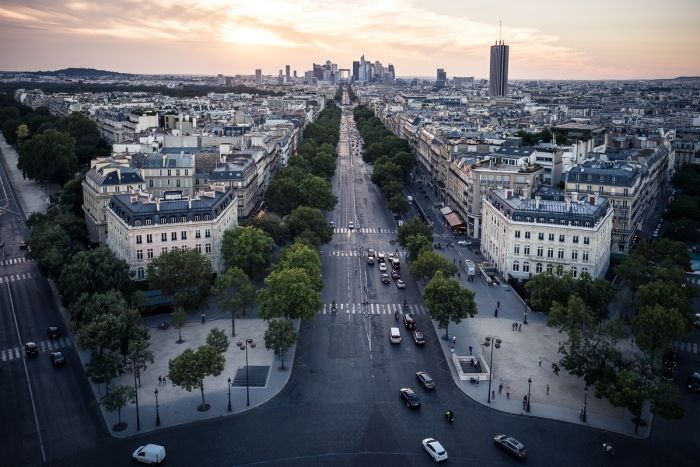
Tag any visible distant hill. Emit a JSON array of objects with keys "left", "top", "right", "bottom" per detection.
[
  {"left": 672, "top": 76, "right": 700, "bottom": 81},
  {"left": 35, "top": 68, "right": 133, "bottom": 78}
]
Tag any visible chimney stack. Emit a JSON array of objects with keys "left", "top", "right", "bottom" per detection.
[{"left": 535, "top": 195, "right": 541, "bottom": 209}]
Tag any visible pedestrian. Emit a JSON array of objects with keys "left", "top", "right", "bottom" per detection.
[
  {"left": 453, "top": 258, "right": 455, "bottom": 263},
  {"left": 498, "top": 384, "right": 503, "bottom": 394},
  {"left": 469, "top": 345, "right": 473, "bottom": 355},
  {"left": 201, "top": 312, "right": 206, "bottom": 324},
  {"left": 158, "top": 375, "right": 162, "bottom": 386},
  {"left": 457, "top": 272, "right": 461, "bottom": 278},
  {"left": 497, "top": 301, "right": 500, "bottom": 308},
  {"left": 492, "top": 390, "right": 496, "bottom": 400},
  {"left": 494, "top": 308, "right": 498, "bottom": 318},
  {"left": 512, "top": 322, "right": 516, "bottom": 331},
  {"left": 518, "top": 323, "right": 522, "bottom": 332},
  {"left": 506, "top": 387, "right": 510, "bottom": 399},
  {"left": 162, "top": 376, "right": 167, "bottom": 386},
  {"left": 546, "top": 384, "right": 550, "bottom": 396},
  {"left": 539, "top": 357, "right": 542, "bottom": 367}
]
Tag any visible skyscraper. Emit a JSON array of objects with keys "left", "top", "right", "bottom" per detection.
[
  {"left": 436, "top": 68, "right": 447, "bottom": 88},
  {"left": 489, "top": 40, "right": 509, "bottom": 97},
  {"left": 352, "top": 61, "right": 360, "bottom": 81},
  {"left": 255, "top": 69, "right": 262, "bottom": 85},
  {"left": 285, "top": 65, "right": 290, "bottom": 80}
]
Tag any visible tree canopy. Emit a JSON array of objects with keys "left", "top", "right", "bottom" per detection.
[
  {"left": 424, "top": 271, "right": 477, "bottom": 338},
  {"left": 258, "top": 267, "right": 322, "bottom": 321},
  {"left": 147, "top": 248, "right": 212, "bottom": 311},
  {"left": 221, "top": 226, "right": 275, "bottom": 278}
]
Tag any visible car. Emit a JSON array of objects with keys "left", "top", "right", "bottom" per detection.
[
  {"left": 493, "top": 434, "right": 527, "bottom": 459},
  {"left": 49, "top": 351, "right": 65, "bottom": 366},
  {"left": 25, "top": 342, "right": 39, "bottom": 356},
  {"left": 688, "top": 371, "right": 700, "bottom": 392},
  {"left": 379, "top": 262, "right": 387, "bottom": 272},
  {"left": 381, "top": 273, "right": 390, "bottom": 284},
  {"left": 47, "top": 325, "right": 61, "bottom": 339},
  {"left": 396, "top": 279, "right": 406, "bottom": 289},
  {"left": 422, "top": 438, "right": 448, "bottom": 462},
  {"left": 348, "top": 221, "right": 354, "bottom": 229},
  {"left": 367, "top": 248, "right": 376, "bottom": 257},
  {"left": 377, "top": 252, "right": 386, "bottom": 262},
  {"left": 663, "top": 350, "right": 678, "bottom": 368},
  {"left": 413, "top": 330, "right": 426, "bottom": 345},
  {"left": 391, "top": 270, "right": 401, "bottom": 280},
  {"left": 399, "top": 387, "right": 421, "bottom": 408},
  {"left": 457, "top": 240, "right": 471, "bottom": 246},
  {"left": 416, "top": 371, "right": 435, "bottom": 389},
  {"left": 403, "top": 313, "right": 416, "bottom": 330},
  {"left": 19, "top": 240, "right": 29, "bottom": 249},
  {"left": 662, "top": 365, "right": 676, "bottom": 382},
  {"left": 132, "top": 444, "right": 166, "bottom": 464},
  {"left": 328, "top": 221, "right": 335, "bottom": 228}
]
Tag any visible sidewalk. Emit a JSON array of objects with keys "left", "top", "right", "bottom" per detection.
[
  {"left": 0, "top": 133, "right": 56, "bottom": 218},
  {"left": 82, "top": 307, "right": 298, "bottom": 438}
]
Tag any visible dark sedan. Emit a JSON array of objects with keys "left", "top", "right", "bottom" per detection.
[
  {"left": 403, "top": 313, "right": 416, "bottom": 330},
  {"left": 47, "top": 325, "right": 61, "bottom": 339},
  {"left": 416, "top": 371, "right": 435, "bottom": 389},
  {"left": 381, "top": 273, "right": 390, "bottom": 284},
  {"left": 413, "top": 330, "right": 426, "bottom": 345},
  {"left": 688, "top": 371, "right": 700, "bottom": 392},
  {"left": 49, "top": 351, "right": 66, "bottom": 366},
  {"left": 494, "top": 434, "right": 526, "bottom": 459},
  {"left": 400, "top": 388, "right": 421, "bottom": 408},
  {"left": 25, "top": 342, "right": 39, "bottom": 356},
  {"left": 391, "top": 270, "right": 400, "bottom": 280}
]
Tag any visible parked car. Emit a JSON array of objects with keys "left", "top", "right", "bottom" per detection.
[
  {"left": 457, "top": 240, "right": 471, "bottom": 246},
  {"left": 422, "top": 438, "right": 448, "bottom": 462},
  {"left": 132, "top": 444, "right": 166, "bottom": 465},
  {"left": 47, "top": 325, "right": 61, "bottom": 339},
  {"left": 25, "top": 342, "right": 39, "bottom": 356},
  {"left": 396, "top": 279, "right": 406, "bottom": 289},
  {"left": 399, "top": 387, "right": 421, "bottom": 408},
  {"left": 687, "top": 371, "right": 700, "bottom": 392},
  {"left": 494, "top": 434, "right": 527, "bottom": 459},
  {"left": 413, "top": 330, "right": 425, "bottom": 345},
  {"left": 49, "top": 351, "right": 65, "bottom": 366},
  {"left": 416, "top": 371, "right": 435, "bottom": 389},
  {"left": 403, "top": 313, "right": 416, "bottom": 330}
]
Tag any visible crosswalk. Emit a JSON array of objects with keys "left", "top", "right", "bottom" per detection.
[
  {"left": 0, "top": 257, "right": 30, "bottom": 267},
  {"left": 1, "top": 337, "right": 72, "bottom": 362},
  {"left": 0, "top": 272, "right": 32, "bottom": 283},
  {"left": 334, "top": 228, "right": 396, "bottom": 234},
  {"left": 671, "top": 341, "right": 699, "bottom": 355},
  {"left": 321, "top": 302, "right": 429, "bottom": 316},
  {"left": 327, "top": 250, "right": 407, "bottom": 258}
]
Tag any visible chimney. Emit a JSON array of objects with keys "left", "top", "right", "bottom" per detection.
[
  {"left": 506, "top": 189, "right": 513, "bottom": 199},
  {"left": 571, "top": 191, "right": 579, "bottom": 203},
  {"left": 565, "top": 197, "right": 571, "bottom": 212},
  {"left": 188, "top": 196, "right": 192, "bottom": 209},
  {"left": 155, "top": 198, "right": 160, "bottom": 211},
  {"left": 535, "top": 195, "right": 541, "bottom": 209},
  {"left": 588, "top": 194, "right": 596, "bottom": 205}
]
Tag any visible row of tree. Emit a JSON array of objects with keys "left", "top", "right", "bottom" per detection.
[
  {"left": 664, "top": 164, "right": 700, "bottom": 243},
  {"left": 353, "top": 105, "right": 414, "bottom": 217}
]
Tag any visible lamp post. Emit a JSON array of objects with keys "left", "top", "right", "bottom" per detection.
[
  {"left": 527, "top": 377, "right": 532, "bottom": 412},
  {"left": 523, "top": 304, "right": 529, "bottom": 325},
  {"left": 227, "top": 377, "right": 232, "bottom": 412},
  {"left": 154, "top": 388, "right": 160, "bottom": 427},
  {"left": 582, "top": 386, "right": 588, "bottom": 422},
  {"left": 237, "top": 338, "right": 256, "bottom": 406},
  {"left": 483, "top": 335, "right": 502, "bottom": 404}
]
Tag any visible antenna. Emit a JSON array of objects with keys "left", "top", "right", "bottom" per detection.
[{"left": 499, "top": 20, "right": 502, "bottom": 44}]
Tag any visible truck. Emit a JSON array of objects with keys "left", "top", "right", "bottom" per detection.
[{"left": 464, "top": 260, "right": 476, "bottom": 277}]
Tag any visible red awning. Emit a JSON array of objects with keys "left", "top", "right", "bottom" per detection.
[{"left": 445, "top": 212, "right": 464, "bottom": 227}]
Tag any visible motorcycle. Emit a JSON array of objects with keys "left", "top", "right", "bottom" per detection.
[
  {"left": 158, "top": 321, "right": 169, "bottom": 330},
  {"left": 444, "top": 412, "right": 454, "bottom": 423},
  {"left": 469, "top": 377, "right": 480, "bottom": 385},
  {"left": 395, "top": 310, "right": 399, "bottom": 320},
  {"left": 602, "top": 443, "right": 614, "bottom": 456}
]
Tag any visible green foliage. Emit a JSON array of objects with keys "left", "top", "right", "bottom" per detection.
[
  {"left": 86, "top": 351, "right": 123, "bottom": 389},
  {"left": 410, "top": 250, "right": 458, "bottom": 281},
  {"left": 168, "top": 344, "right": 225, "bottom": 408},
  {"left": 424, "top": 271, "right": 477, "bottom": 338},
  {"left": 58, "top": 112, "right": 110, "bottom": 165},
  {"left": 1, "top": 118, "right": 20, "bottom": 145},
  {"left": 516, "top": 128, "right": 552, "bottom": 146},
  {"left": 59, "top": 173, "right": 85, "bottom": 217},
  {"left": 27, "top": 222, "right": 72, "bottom": 279},
  {"left": 632, "top": 304, "right": 688, "bottom": 363},
  {"left": 287, "top": 206, "right": 333, "bottom": 245},
  {"left": 17, "top": 129, "right": 78, "bottom": 184},
  {"left": 246, "top": 213, "right": 289, "bottom": 245},
  {"left": 221, "top": 226, "right": 275, "bottom": 278},
  {"left": 77, "top": 313, "right": 125, "bottom": 355},
  {"left": 70, "top": 290, "right": 128, "bottom": 328},
  {"left": 147, "top": 248, "right": 212, "bottom": 311},
  {"left": 206, "top": 327, "right": 230, "bottom": 354},
  {"left": 258, "top": 267, "right": 322, "bottom": 321},
  {"left": 388, "top": 194, "right": 409, "bottom": 216},
  {"left": 170, "top": 307, "right": 187, "bottom": 343},
  {"left": 397, "top": 217, "right": 433, "bottom": 246},
  {"left": 214, "top": 266, "right": 256, "bottom": 337},
  {"left": 525, "top": 272, "right": 614, "bottom": 320},
  {"left": 405, "top": 234, "right": 432, "bottom": 260},
  {"left": 58, "top": 246, "right": 131, "bottom": 306},
  {"left": 264, "top": 318, "right": 297, "bottom": 369},
  {"left": 101, "top": 385, "right": 135, "bottom": 425},
  {"left": 636, "top": 280, "right": 690, "bottom": 315},
  {"left": 276, "top": 242, "right": 323, "bottom": 290},
  {"left": 299, "top": 175, "right": 337, "bottom": 211}
]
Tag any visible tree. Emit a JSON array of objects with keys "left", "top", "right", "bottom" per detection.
[
  {"left": 58, "top": 111, "right": 110, "bottom": 166},
  {"left": 410, "top": 250, "right": 458, "bottom": 281},
  {"left": 147, "top": 248, "right": 212, "bottom": 311},
  {"left": 388, "top": 194, "right": 409, "bottom": 216},
  {"left": 632, "top": 305, "right": 688, "bottom": 365},
  {"left": 310, "top": 152, "right": 336, "bottom": 178},
  {"left": 206, "top": 327, "right": 230, "bottom": 354},
  {"left": 15, "top": 123, "right": 29, "bottom": 141},
  {"left": 397, "top": 217, "right": 433, "bottom": 246},
  {"left": 1, "top": 118, "right": 20, "bottom": 145},
  {"left": 221, "top": 226, "right": 275, "bottom": 278},
  {"left": 264, "top": 319, "right": 297, "bottom": 370},
  {"left": 524, "top": 272, "right": 573, "bottom": 313},
  {"left": 247, "top": 213, "right": 289, "bottom": 245},
  {"left": 101, "top": 385, "right": 135, "bottom": 430},
  {"left": 59, "top": 173, "right": 85, "bottom": 217},
  {"left": 424, "top": 272, "right": 477, "bottom": 338},
  {"left": 405, "top": 234, "right": 432, "bottom": 260},
  {"left": 86, "top": 351, "right": 123, "bottom": 392},
  {"left": 70, "top": 290, "right": 128, "bottom": 328},
  {"left": 171, "top": 307, "right": 187, "bottom": 343},
  {"left": 77, "top": 313, "right": 125, "bottom": 356},
  {"left": 286, "top": 206, "right": 333, "bottom": 245},
  {"left": 615, "top": 254, "right": 651, "bottom": 291},
  {"left": 258, "top": 268, "right": 322, "bottom": 321},
  {"left": 277, "top": 242, "right": 323, "bottom": 290},
  {"left": 214, "top": 266, "right": 256, "bottom": 337},
  {"left": 637, "top": 281, "right": 690, "bottom": 314},
  {"left": 298, "top": 175, "right": 337, "bottom": 212},
  {"left": 58, "top": 246, "right": 131, "bottom": 306},
  {"left": 27, "top": 222, "right": 72, "bottom": 279},
  {"left": 17, "top": 129, "right": 77, "bottom": 184},
  {"left": 168, "top": 345, "right": 225, "bottom": 412}
]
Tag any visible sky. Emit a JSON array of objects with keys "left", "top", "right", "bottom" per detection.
[{"left": 0, "top": 0, "right": 699, "bottom": 80}]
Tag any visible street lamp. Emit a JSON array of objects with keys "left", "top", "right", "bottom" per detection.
[
  {"left": 582, "top": 386, "right": 588, "bottom": 422},
  {"left": 154, "top": 388, "right": 160, "bottom": 427},
  {"left": 237, "top": 337, "right": 256, "bottom": 406},
  {"left": 523, "top": 304, "right": 529, "bottom": 325},
  {"left": 227, "top": 377, "right": 232, "bottom": 412},
  {"left": 482, "top": 335, "right": 502, "bottom": 404},
  {"left": 527, "top": 377, "right": 532, "bottom": 412},
  {"left": 132, "top": 360, "right": 141, "bottom": 431}
]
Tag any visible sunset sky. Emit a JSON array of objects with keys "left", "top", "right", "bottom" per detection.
[{"left": 0, "top": 0, "right": 698, "bottom": 79}]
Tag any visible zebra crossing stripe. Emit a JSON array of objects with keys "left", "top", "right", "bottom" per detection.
[
  {"left": 14, "top": 348, "right": 20, "bottom": 359},
  {"left": 1, "top": 350, "right": 6, "bottom": 361}
]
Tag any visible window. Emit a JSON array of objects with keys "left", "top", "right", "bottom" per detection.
[
  {"left": 512, "top": 261, "right": 520, "bottom": 272},
  {"left": 538, "top": 233, "right": 544, "bottom": 241},
  {"left": 161, "top": 247, "right": 168, "bottom": 254},
  {"left": 161, "top": 233, "right": 167, "bottom": 242},
  {"left": 135, "top": 220, "right": 141, "bottom": 227},
  {"left": 171, "top": 232, "right": 177, "bottom": 241},
  {"left": 515, "top": 230, "right": 521, "bottom": 238},
  {"left": 558, "top": 249, "right": 564, "bottom": 259},
  {"left": 556, "top": 265, "right": 564, "bottom": 276},
  {"left": 180, "top": 216, "right": 186, "bottom": 223},
  {"left": 514, "top": 245, "right": 520, "bottom": 255},
  {"left": 161, "top": 218, "right": 167, "bottom": 224},
  {"left": 536, "top": 263, "right": 543, "bottom": 273},
  {"left": 137, "top": 267, "right": 145, "bottom": 279},
  {"left": 146, "top": 234, "right": 152, "bottom": 244},
  {"left": 548, "top": 233, "right": 554, "bottom": 241},
  {"left": 204, "top": 215, "right": 211, "bottom": 221},
  {"left": 547, "top": 248, "right": 554, "bottom": 258},
  {"left": 205, "top": 243, "right": 212, "bottom": 253},
  {"left": 136, "top": 250, "right": 143, "bottom": 260},
  {"left": 525, "top": 231, "right": 531, "bottom": 239},
  {"left": 205, "top": 229, "right": 211, "bottom": 238},
  {"left": 136, "top": 235, "right": 142, "bottom": 244},
  {"left": 537, "top": 246, "right": 543, "bottom": 257},
  {"left": 583, "top": 237, "right": 590, "bottom": 245},
  {"left": 181, "top": 231, "right": 187, "bottom": 240},
  {"left": 559, "top": 234, "right": 565, "bottom": 242},
  {"left": 524, "top": 245, "right": 530, "bottom": 255},
  {"left": 571, "top": 267, "right": 577, "bottom": 278},
  {"left": 573, "top": 235, "right": 579, "bottom": 244},
  {"left": 194, "top": 215, "right": 201, "bottom": 222},
  {"left": 523, "top": 262, "right": 530, "bottom": 273},
  {"left": 623, "top": 188, "right": 629, "bottom": 196},
  {"left": 582, "top": 267, "right": 588, "bottom": 275},
  {"left": 145, "top": 219, "right": 152, "bottom": 225},
  {"left": 583, "top": 251, "right": 589, "bottom": 262},
  {"left": 149, "top": 180, "right": 154, "bottom": 187},
  {"left": 147, "top": 249, "right": 154, "bottom": 259},
  {"left": 571, "top": 250, "right": 578, "bottom": 260},
  {"left": 195, "top": 230, "right": 201, "bottom": 239},
  {"left": 176, "top": 180, "right": 181, "bottom": 187},
  {"left": 546, "top": 264, "right": 554, "bottom": 273},
  {"left": 196, "top": 244, "right": 202, "bottom": 253}
]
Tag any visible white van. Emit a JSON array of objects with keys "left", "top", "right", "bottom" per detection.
[
  {"left": 132, "top": 444, "right": 166, "bottom": 464},
  {"left": 407, "top": 195, "right": 414, "bottom": 204},
  {"left": 390, "top": 327, "right": 402, "bottom": 344}
]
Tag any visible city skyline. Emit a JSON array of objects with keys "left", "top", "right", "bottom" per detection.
[{"left": 0, "top": 0, "right": 699, "bottom": 80}]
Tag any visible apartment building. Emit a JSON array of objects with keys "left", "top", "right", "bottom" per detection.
[
  {"left": 105, "top": 186, "right": 238, "bottom": 279},
  {"left": 198, "top": 154, "right": 260, "bottom": 220},
  {"left": 130, "top": 152, "right": 196, "bottom": 199},
  {"left": 481, "top": 189, "right": 613, "bottom": 281}
]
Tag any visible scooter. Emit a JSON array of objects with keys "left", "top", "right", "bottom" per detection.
[
  {"left": 602, "top": 443, "right": 615, "bottom": 456},
  {"left": 444, "top": 412, "right": 454, "bottom": 423},
  {"left": 158, "top": 321, "right": 169, "bottom": 330}
]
